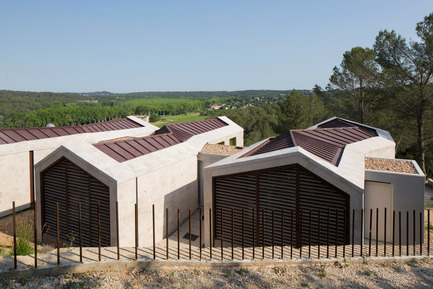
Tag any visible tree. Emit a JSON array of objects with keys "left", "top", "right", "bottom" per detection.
[
  {"left": 373, "top": 13, "right": 433, "bottom": 173},
  {"left": 328, "top": 47, "right": 379, "bottom": 124}
]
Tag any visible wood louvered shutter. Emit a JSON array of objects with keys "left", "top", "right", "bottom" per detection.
[
  {"left": 41, "top": 157, "right": 111, "bottom": 247},
  {"left": 213, "top": 164, "right": 350, "bottom": 247}
]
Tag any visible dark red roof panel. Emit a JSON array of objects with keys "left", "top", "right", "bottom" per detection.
[
  {"left": 317, "top": 118, "right": 377, "bottom": 136},
  {"left": 94, "top": 118, "right": 229, "bottom": 162},
  {"left": 0, "top": 118, "right": 144, "bottom": 145},
  {"left": 155, "top": 118, "right": 228, "bottom": 142},
  {"left": 243, "top": 126, "right": 377, "bottom": 166}
]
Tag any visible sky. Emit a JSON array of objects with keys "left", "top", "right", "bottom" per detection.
[{"left": 0, "top": 1, "right": 431, "bottom": 93}]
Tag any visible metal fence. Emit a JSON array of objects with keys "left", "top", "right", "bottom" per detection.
[{"left": 6, "top": 201, "right": 433, "bottom": 270}]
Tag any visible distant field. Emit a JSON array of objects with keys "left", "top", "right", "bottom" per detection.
[
  {"left": 119, "top": 97, "right": 202, "bottom": 106},
  {"left": 152, "top": 113, "right": 207, "bottom": 128}
]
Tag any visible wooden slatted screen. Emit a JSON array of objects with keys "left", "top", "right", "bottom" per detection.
[
  {"left": 213, "top": 164, "right": 350, "bottom": 247},
  {"left": 41, "top": 157, "right": 111, "bottom": 247}
]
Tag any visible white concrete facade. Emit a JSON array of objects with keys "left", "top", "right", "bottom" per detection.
[
  {"left": 35, "top": 116, "right": 244, "bottom": 247},
  {"left": 0, "top": 116, "right": 158, "bottom": 218}
]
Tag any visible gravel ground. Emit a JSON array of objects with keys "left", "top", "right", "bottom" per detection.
[
  {"left": 1, "top": 258, "right": 433, "bottom": 288},
  {"left": 365, "top": 157, "right": 417, "bottom": 174}
]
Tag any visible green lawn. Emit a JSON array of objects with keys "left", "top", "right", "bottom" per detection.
[{"left": 152, "top": 113, "right": 207, "bottom": 128}]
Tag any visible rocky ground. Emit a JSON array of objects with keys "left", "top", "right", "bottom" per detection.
[{"left": 1, "top": 258, "right": 433, "bottom": 288}]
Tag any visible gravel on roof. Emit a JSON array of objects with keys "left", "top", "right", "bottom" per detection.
[
  {"left": 365, "top": 157, "right": 418, "bottom": 174},
  {"left": 201, "top": 143, "right": 244, "bottom": 155}
]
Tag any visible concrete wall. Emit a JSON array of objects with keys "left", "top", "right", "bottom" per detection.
[
  {"left": 0, "top": 122, "right": 157, "bottom": 217},
  {"left": 365, "top": 164, "right": 425, "bottom": 245}
]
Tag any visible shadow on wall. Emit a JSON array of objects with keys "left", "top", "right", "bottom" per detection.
[{"left": 162, "top": 180, "right": 199, "bottom": 242}]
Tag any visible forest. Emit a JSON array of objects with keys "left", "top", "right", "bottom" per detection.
[{"left": 0, "top": 13, "right": 432, "bottom": 177}]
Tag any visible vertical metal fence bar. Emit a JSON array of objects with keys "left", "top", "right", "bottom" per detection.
[
  {"left": 351, "top": 209, "right": 355, "bottom": 258},
  {"left": 178, "top": 209, "right": 180, "bottom": 260},
  {"left": 420, "top": 211, "right": 422, "bottom": 256},
  {"left": 368, "top": 209, "right": 372, "bottom": 257},
  {"left": 271, "top": 209, "right": 274, "bottom": 259},
  {"left": 300, "top": 208, "right": 303, "bottom": 258},
  {"left": 56, "top": 202, "right": 60, "bottom": 265},
  {"left": 13, "top": 202, "right": 17, "bottom": 269},
  {"left": 253, "top": 208, "right": 256, "bottom": 260},
  {"left": 406, "top": 211, "right": 409, "bottom": 256},
  {"left": 413, "top": 210, "right": 416, "bottom": 255},
  {"left": 327, "top": 207, "right": 330, "bottom": 259},
  {"left": 290, "top": 209, "right": 293, "bottom": 259},
  {"left": 392, "top": 210, "right": 395, "bottom": 257},
  {"left": 262, "top": 208, "right": 265, "bottom": 259},
  {"left": 79, "top": 202, "right": 82, "bottom": 263},
  {"left": 136, "top": 204, "right": 139, "bottom": 260},
  {"left": 152, "top": 204, "right": 155, "bottom": 260},
  {"left": 209, "top": 208, "right": 212, "bottom": 260},
  {"left": 116, "top": 201, "right": 119, "bottom": 260},
  {"left": 335, "top": 208, "right": 338, "bottom": 258},
  {"left": 281, "top": 209, "right": 284, "bottom": 259},
  {"left": 166, "top": 208, "right": 169, "bottom": 260},
  {"left": 221, "top": 207, "right": 224, "bottom": 261},
  {"left": 242, "top": 208, "right": 245, "bottom": 260},
  {"left": 309, "top": 209, "right": 312, "bottom": 259},
  {"left": 427, "top": 210, "right": 430, "bottom": 256},
  {"left": 200, "top": 207, "right": 202, "bottom": 260},
  {"left": 360, "top": 209, "right": 364, "bottom": 257},
  {"left": 318, "top": 210, "right": 321, "bottom": 259},
  {"left": 34, "top": 201, "right": 37, "bottom": 268},
  {"left": 98, "top": 201, "right": 101, "bottom": 262},
  {"left": 231, "top": 208, "right": 234, "bottom": 260},
  {"left": 189, "top": 209, "right": 191, "bottom": 260},
  {"left": 384, "top": 208, "right": 387, "bottom": 256},
  {"left": 376, "top": 208, "right": 379, "bottom": 257},
  {"left": 343, "top": 207, "right": 346, "bottom": 258},
  {"left": 399, "top": 211, "right": 402, "bottom": 256}
]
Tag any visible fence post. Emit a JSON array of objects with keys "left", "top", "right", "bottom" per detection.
[
  {"left": 335, "top": 208, "right": 338, "bottom": 258},
  {"left": 242, "top": 208, "right": 245, "bottom": 260},
  {"left": 375, "top": 208, "right": 379, "bottom": 257},
  {"left": 327, "top": 207, "right": 330, "bottom": 259},
  {"left": 231, "top": 208, "right": 234, "bottom": 260},
  {"left": 399, "top": 211, "right": 402, "bottom": 256},
  {"left": 309, "top": 209, "right": 312, "bottom": 259},
  {"left": 420, "top": 211, "right": 422, "bottom": 256},
  {"left": 136, "top": 204, "right": 139, "bottom": 260},
  {"left": 189, "top": 209, "right": 191, "bottom": 260},
  {"left": 209, "top": 208, "right": 212, "bottom": 260},
  {"left": 428, "top": 209, "right": 430, "bottom": 256},
  {"left": 351, "top": 209, "right": 355, "bottom": 258},
  {"left": 98, "top": 201, "right": 101, "bottom": 262},
  {"left": 300, "top": 208, "right": 303, "bottom": 258},
  {"left": 262, "top": 208, "right": 265, "bottom": 259},
  {"left": 318, "top": 210, "right": 321, "bottom": 259},
  {"left": 79, "top": 202, "right": 82, "bottom": 263},
  {"left": 152, "top": 204, "right": 155, "bottom": 260},
  {"left": 200, "top": 207, "right": 202, "bottom": 260},
  {"left": 221, "top": 207, "right": 223, "bottom": 261},
  {"left": 34, "top": 201, "right": 37, "bottom": 268},
  {"left": 271, "top": 209, "right": 274, "bottom": 259},
  {"left": 253, "top": 208, "right": 256, "bottom": 260},
  {"left": 56, "top": 202, "right": 60, "bottom": 265},
  {"left": 384, "top": 208, "right": 387, "bottom": 256},
  {"left": 281, "top": 209, "right": 284, "bottom": 259},
  {"left": 166, "top": 208, "right": 169, "bottom": 260},
  {"left": 13, "top": 202, "right": 17, "bottom": 269},
  {"left": 343, "top": 207, "right": 346, "bottom": 258},
  {"left": 360, "top": 209, "right": 364, "bottom": 257},
  {"left": 116, "top": 201, "right": 119, "bottom": 260},
  {"left": 406, "top": 211, "right": 409, "bottom": 256},
  {"left": 178, "top": 209, "right": 180, "bottom": 260},
  {"left": 368, "top": 208, "right": 372, "bottom": 257},
  {"left": 392, "top": 210, "right": 395, "bottom": 257},
  {"left": 413, "top": 210, "right": 416, "bottom": 255}
]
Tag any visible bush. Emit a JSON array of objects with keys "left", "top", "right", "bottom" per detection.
[
  {"left": 149, "top": 114, "right": 160, "bottom": 122},
  {"left": 12, "top": 219, "right": 35, "bottom": 256}
]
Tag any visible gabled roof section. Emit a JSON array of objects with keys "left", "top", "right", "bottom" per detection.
[
  {"left": 315, "top": 117, "right": 377, "bottom": 136},
  {"left": 154, "top": 118, "right": 228, "bottom": 141},
  {"left": 95, "top": 118, "right": 229, "bottom": 162},
  {"left": 0, "top": 118, "right": 144, "bottom": 145},
  {"left": 242, "top": 126, "right": 377, "bottom": 166}
]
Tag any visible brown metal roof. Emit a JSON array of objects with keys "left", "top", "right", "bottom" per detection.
[
  {"left": 94, "top": 118, "right": 229, "bottom": 162},
  {"left": 0, "top": 118, "right": 144, "bottom": 145},
  {"left": 155, "top": 118, "right": 228, "bottom": 141},
  {"left": 317, "top": 118, "right": 377, "bottom": 136},
  {"left": 243, "top": 125, "right": 377, "bottom": 166}
]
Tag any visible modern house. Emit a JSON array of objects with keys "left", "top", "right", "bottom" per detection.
[
  {"left": 0, "top": 116, "right": 158, "bottom": 217},
  {"left": 203, "top": 117, "right": 425, "bottom": 247},
  {"left": 34, "top": 117, "right": 243, "bottom": 247}
]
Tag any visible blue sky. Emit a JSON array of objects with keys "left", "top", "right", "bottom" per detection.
[{"left": 0, "top": 1, "right": 431, "bottom": 93}]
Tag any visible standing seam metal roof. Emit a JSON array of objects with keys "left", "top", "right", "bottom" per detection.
[
  {"left": 0, "top": 118, "right": 144, "bottom": 145},
  {"left": 94, "top": 118, "right": 229, "bottom": 162},
  {"left": 243, "top": 123, "right": 377, "bottom": 166}
]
